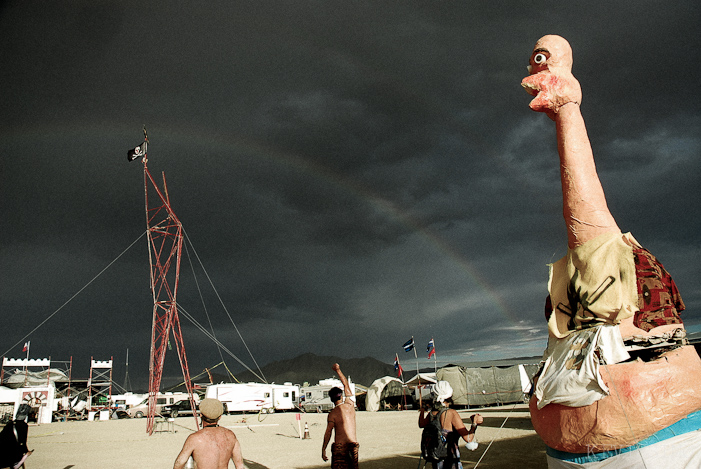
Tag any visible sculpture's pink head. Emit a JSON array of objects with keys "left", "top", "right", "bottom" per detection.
[
  {"left": 527, "top": 35, "right": 573, "bottom": 77},
  {"left": 521, "top": 35, "right": 581, "bottom": 117}
]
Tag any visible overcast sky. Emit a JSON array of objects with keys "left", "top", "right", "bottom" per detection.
[{"left": 1, "top": 1, "right": 699, "bottom": 390}]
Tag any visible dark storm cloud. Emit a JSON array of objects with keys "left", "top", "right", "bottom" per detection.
[{"left": 1, "top": 1, "right": 699, "bottom": 388}]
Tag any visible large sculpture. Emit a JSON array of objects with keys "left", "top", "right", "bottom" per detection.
[{"left": 522, "top": 35, "right": 701, "bottom": 467}]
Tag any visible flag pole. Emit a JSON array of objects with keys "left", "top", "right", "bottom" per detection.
[
  {"left": 412, "top": 336, "right": 419, "bottom": 379},
  {"left": 401, "top": 337, "right": 416, "bottom": 410},
  {"left": 433, "top": 338, "right": 437, "bottom": 373},
  {"left": 394, "top": 353, "right": 403, "bottom": 381},
  {"left": 398, "top": 353, "right": 408, "bottom": 410},
  {"left": 24, "top": 341, "right": 30, "bottom": 387}
]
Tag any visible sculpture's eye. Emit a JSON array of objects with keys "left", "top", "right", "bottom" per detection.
[{"left": 534, "top": 53, "right": 547, "bottom": 64}]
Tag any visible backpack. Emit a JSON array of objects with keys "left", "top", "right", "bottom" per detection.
[{"left": 420, "top": 409, "right": 448, "bottom": 461}]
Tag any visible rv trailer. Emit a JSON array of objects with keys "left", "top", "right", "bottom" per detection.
[
  {"left": 300, "top": 377, "right": 356, "bottom": 412},
  {"left": 110, "top": 392, "right": 147, "bottom": 411},
  {"left": 205, "top": 382, "right": 299, "bottom": 413}
]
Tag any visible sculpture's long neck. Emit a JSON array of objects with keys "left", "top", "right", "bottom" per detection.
[{"left": 555, "top": 102, "right": 620, "bottom": 249}]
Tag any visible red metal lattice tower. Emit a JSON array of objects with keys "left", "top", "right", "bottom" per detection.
[{"left": 137, "top": 131, "right": 199, "bottom": 434}]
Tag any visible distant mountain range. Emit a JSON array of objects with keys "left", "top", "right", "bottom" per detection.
[{"left": 213, "top": 353, "right": 399, "bottom": 388}]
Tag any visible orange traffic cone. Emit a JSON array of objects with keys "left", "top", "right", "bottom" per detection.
[{"left": 303, "top": 422, "right": 311, "bottom": 439}]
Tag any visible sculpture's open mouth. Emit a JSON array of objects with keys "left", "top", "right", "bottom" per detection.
[{"left": 520, "top": 80, "right": 539, "bottom": 97}]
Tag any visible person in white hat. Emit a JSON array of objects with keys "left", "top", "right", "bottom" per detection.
[
  {"left": 418, "top": 381, "right": 483, "bottom": 468},
  {"left": 173, "top": 398, "right": 244, "bottom": 469}
]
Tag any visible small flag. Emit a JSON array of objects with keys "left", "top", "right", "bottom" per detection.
[
  {"left": 22, "top": 341, "right": 30, "bottom": 352},
  {"left": 403, "top": 338, "right": 415, "bottom": 352},
  {"left": 394, "top": 354, "right": 403, "bottom": 377},
  {"left": 427, "top": 338, "right": 435, "bottom": 359},
  {"left": 127, "top": 140, "right": 147, "bottom": 162}
]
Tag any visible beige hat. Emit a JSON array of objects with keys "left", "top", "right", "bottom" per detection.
[{"left": 199, "top": 398, "right": 224, "bottom": 420}]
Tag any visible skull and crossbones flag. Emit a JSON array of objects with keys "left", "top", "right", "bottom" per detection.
[{"left": 127, "top": 140, "right": 147, "bottom": 162}]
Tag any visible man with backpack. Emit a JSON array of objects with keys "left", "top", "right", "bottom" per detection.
[{"left": 418, "top": 381, "right": 483, "bottom": 468}]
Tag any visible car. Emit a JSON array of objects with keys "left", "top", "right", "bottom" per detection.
[{"left": 162, "top": 399, "right": 199, "bottom": 418}]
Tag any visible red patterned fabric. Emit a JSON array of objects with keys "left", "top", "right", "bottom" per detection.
[{"left": 632, "top": 247, "right": 685, "bottom": 331}]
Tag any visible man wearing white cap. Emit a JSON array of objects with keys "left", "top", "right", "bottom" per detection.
[
  {"left": 418, "top": 381, "right": 483, "bottom": 468},
  {"left": 173, "top": 398, "right": 244, "bottom": 469}
]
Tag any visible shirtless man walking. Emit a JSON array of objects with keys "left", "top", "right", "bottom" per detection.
[
  {"left": 322, "top": 363, "right": 359, "bottom": 468},
  {"left": 173, "top": 398, "right": 244, "bottom": 469}
]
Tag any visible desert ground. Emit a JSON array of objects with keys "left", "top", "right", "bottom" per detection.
[{"left": 21, "top": 403, "right": 547, "bottom": 468}]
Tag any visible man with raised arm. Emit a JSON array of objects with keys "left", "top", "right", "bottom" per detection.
[
  {"left": 173, "top": 398, "right": 244, "bottom": 469},
  {"left": 322, "top": 363, "right": 359, "bottom": 468}
]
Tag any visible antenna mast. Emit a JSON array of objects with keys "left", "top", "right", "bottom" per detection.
[
  {"left": 130, "top": 127, "right": 199, "bottom": 434},
  {"left": 123, "top": 348, "right": 132, "bottom": 392}
]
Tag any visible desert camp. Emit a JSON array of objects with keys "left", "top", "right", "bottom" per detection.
[
  {"left": 3, "top": 3, "right": 700, "bottom": 468},
  {"left": 1, "top": 351, "right": 549, "bottom": 468}
]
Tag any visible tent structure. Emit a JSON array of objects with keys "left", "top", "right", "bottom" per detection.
[
  {"left": 405, "top": 372, "right": 437, "bottom": 403},
  {"left": 365, "top": 376, "right": 407, "bottom": 412},
  {"left": 2, "top": 369, "right": 67, "bottom": 389},
  {"left": 404, "top": 372, "right": 437, "bottom": 387},
  {"left": 437, "top": 364, "right": 538, "bottom": 407}
]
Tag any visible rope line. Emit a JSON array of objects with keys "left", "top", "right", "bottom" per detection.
[
  {"left": 164, "top": 361, "right": 240, "bottom": 391},
  {"left": 2, "top": 226, "right": 267, "bottom": 389},
  {"left": 176, "top": 303, "right": 266, "bottom": 382},
  {"left": 223, "top": 361, "right": 240, "bottom": 383},
  {"left": 182, "top": 241, "right": 228, "bottom": 372},
  {"left": 473, "top": 398, "right": 523, "bottom": 468},
  {"left": 1, "top": 231, "right": 147, "bottom": 359},
  {"left": 182, "top": 229, "right": 266, "bottom": 382}
]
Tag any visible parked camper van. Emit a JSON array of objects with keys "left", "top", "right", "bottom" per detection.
[
  {"left": 111, "top": 392, "right": 147, "bottom": 411},
  {"left": 125, "top": 392, "right": 196, "bottom": 418},
  {"left": 300, "top": 378, "right": 356, "bottom": 412},
  {"left": 205, "top": 383, "right": 299, "bottom": 413}
]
